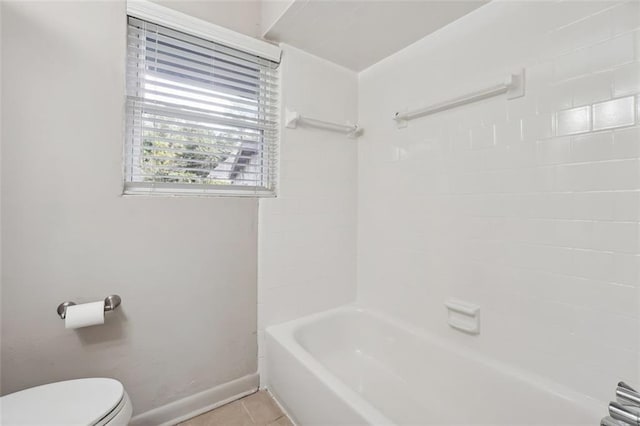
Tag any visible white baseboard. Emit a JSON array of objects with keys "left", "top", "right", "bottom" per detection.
[{"left": 130, "top": 373, "right": 259, "bottom": 426}]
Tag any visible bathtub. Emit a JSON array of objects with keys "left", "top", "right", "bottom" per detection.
[{"left": 266, "top": 306, "right": 603, "bottom": 425}]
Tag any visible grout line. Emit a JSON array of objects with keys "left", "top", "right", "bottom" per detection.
[{"left": 240, "top": 399, "right": 257, "bottom": 424}]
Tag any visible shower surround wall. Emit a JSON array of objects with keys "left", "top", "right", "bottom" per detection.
[
  {"left": 358, "top": 0, "right": 640, "bottom": 404},
  {"left": 258, "top": 44, "right": 358, "bottom": 385}
]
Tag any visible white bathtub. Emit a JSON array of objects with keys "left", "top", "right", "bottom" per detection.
[{"left": 266, "top": 306, "right": 603, "bottom": 425}]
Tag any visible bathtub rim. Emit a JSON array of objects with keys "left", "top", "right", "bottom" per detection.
[{"left": 265, "top": 303, "right": 604, "bottom": 424}]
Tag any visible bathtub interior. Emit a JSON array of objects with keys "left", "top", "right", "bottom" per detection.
[{"left": 286, "top": 307, "right": 601, "bottom": 425}]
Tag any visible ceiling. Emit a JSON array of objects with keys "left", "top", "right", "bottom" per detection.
[{"left": 263, "top": 0, "right": 489, "bottom": 72}]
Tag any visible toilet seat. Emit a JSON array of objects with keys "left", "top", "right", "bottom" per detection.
[
  {"left": 94, "top": 389, "right": 132, "bottom": 426},
  {"left": 0, "top": 378, "right": 132, "bottom": 425}
]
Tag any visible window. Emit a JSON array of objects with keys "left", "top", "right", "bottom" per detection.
[{"left": 125, "top": 11, "right": 279, "bottom": 196}]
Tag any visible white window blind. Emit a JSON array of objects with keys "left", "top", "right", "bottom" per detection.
[{"left": 125, "top": 16, "right": 279, "bottom": 196}]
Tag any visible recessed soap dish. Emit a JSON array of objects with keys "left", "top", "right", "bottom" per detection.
[{"left": 445, "top": 299, "right": 480, "bottom": 335}]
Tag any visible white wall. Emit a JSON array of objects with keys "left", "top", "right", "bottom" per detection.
[
  {"left": 1, "top": 0, "right": 259, "bottom": 417},
  {"left": 258, "top": 44, "right": 358, "bottom": 384},
  {"left": 260, "top": 0, "right": 293, "bottom": 36},
  {"left": 152, "top": 0, "right": 262, "bottom": 38},
  {"left": 358, "top": 0, "right": 640, "bottom": 403}
]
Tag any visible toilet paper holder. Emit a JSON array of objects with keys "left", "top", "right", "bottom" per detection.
[{"left": 56, "top": 295, "right": 122, "bottom": 319}]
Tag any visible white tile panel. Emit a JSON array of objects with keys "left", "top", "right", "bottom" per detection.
[
  {"left": 592, "top": 96, "right": 636, "bottom": 130},
  {"left": 556, "top": 106, "right": 591, "bottom": 136},
  {"left": 357, "top": 0, "right": 640, "bottom": 405}
]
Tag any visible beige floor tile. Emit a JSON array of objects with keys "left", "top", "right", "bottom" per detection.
[
  {"left": 240, "top": 391, "right": 284, "bottom": 424},
  {"left": 179, "top": 400, "right": 254, "bottom": 426},
  {"left": 177, "top": 391, "right": 292, "bottom": 426}
]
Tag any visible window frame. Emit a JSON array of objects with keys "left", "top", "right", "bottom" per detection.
[{"left": 124, "top": 0, "right": 281, "bottom": 197}]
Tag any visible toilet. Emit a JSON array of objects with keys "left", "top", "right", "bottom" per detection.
[{"left": 0, "top": 378, "right": 132, "bottom": 425}]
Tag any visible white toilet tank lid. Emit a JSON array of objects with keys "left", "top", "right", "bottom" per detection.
[{"left": 0, "top": 378, "right": 124, "bottom": 425}]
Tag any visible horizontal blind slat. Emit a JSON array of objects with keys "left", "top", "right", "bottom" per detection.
[
  {"left": 128, "top": 105, "right": 278, "bottom": 138},
  {"left": 136, "top": 163, "right": 271, "bottom": 178},
  {"left": 127, "top": 59, "right": 278, "bottom": 98},
  {"left": 132, "top": 118, "right": 269, "bottom": 141},
  {"left": 124, "top": 182, "right": 276, "bottom": 197},
  {"left": 126, "top": 48, "right": 279, "bottom": 92},
  {"left": 127, "top": 68, "right": 278, "bottom": 106},
  {"left": 133, "top": 128, "right": 266, "bottom": 149},
  {"left": 128, "top": 98, "right": 278, "bottom": 131},
  {"left": 131, "top": 174, "right": 265, "bottom": 184},
  {"left": 126, "top": 43, "right": 279, "bottom": 84},
  {"left": 131, "top": 87, "right": 279, "bottom": 121},
  {"left": 131, "top": 114, "right": 277, "bottom": 136},
  {"left": 133, "top": 132, "right": 267, "bottom": 147},
  {"left": 128, "top": 18, "right": 278, "bottom": 70},
  {"left": 132, "top": 153, "right": 269, "bottom": 166}
]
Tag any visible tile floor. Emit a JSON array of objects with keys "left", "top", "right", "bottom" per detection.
[{"left": 178, "top": 390, "right": 293, "bottom": 426}]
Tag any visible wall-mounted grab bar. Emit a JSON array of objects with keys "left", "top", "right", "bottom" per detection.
[
  {"left": 393, "top": 69, "right": 525, "bottom": 128},
  {"left": 285, "top": 108, "right": 363, "bottom": 138}
]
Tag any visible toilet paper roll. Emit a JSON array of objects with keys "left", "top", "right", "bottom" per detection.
[{"left": 65, "top": 301, "right": 105, "bottom": 329}]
